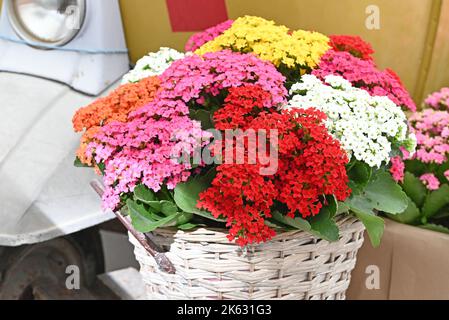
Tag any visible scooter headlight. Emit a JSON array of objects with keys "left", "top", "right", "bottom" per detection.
[{"left": 7, "top": 0, "right": 86, "bottom": 47}]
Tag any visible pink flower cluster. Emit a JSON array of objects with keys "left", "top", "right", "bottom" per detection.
[
  {"left": 409, "top": 109, "right": 449, "bottom": 164},
  {"left": 88, "top": 99, "right": 210, "bottom": 210},
  {"left": 313, "top": 50, "right": 416, "bottom": 112},
  {"left": 424, "top": 87, "right": 449, "bottom": 111},
  {"left": 185, "top": 20, "right": 234, "bottom": 52},
  {"left": 391, "top": 109, "right": 449, "bottom": 189},
  {"left": 87, "top": 50, "right": 287, "bottom": 210},
  {"left": 146, "top": 50, "right": 287, "bottom": 110},
  {"left": 420, "top": 173, "right": 440, "bottom": 191}
]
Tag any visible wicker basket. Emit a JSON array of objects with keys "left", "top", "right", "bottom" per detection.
[{"left": 129, "top": 215, "right": 365, "bottom": 300}]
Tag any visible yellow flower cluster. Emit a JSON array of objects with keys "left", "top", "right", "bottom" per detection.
[{"left": 195, "top": 16, "right": 330, "bottom": 71}]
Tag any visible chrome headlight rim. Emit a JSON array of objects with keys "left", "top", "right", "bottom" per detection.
[{"left": 6, "top": 0, "right": 86, "bottom": 48}]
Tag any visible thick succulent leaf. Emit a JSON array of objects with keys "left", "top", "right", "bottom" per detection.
[
  {"left": 326, "top": 195, "right": 338, "bottom": 218},
  {"left": 160, "top": 200, "right": 179, "bottom": 216},
  {"left": 74, "top": 157, "right": 90, "bottom": 168},
  {"left": 308, "top": 207, "right": 339, "bottom": 242},
  {"left": 272, "top": 211, "right": 311, "bottom": 232},
  {"left": 364, "top": 171, "right": 408, "bottom": 214},
  {"left": 134, "top": 184, "right": 157, "bottom": 203},
  {"left": 174, "top": 168, "right": 226, "bottom": 222},
  {"left": 420, "top": 223, "right": 449, "bottom": 234},
  {"left": 348, "top": 161, "right": 372, "bottom": 193},
  {"left": 431, "top": 205, "right": 449, "bottom": 219},
  {"left": 386, "top": 196, "right": 421, "bottom": 225},
  {"left": 177, "top": 223, "right": 199, "bottom": 230},
  {"left": 147, "top": 201, "right": 162, "bottom": 213},
  {"left": 353, "top": 210, "right": 384, "bottom": 248},
  {"left": 436, "top": 161, "right": 449, "bottom": 183},
  {"left": 336, "top": 201, "right": 350, "bottom": 215},
  {"left": 422, "top": 184, "right": 449, "bottom": 219},
  {"left": 402, "top": 172, "right": 427, "bottom": 208},
  {"left": 127, "top": 199, "right": 154, "bottom": 231},
  {"left": 127, "top": 199, "right": 183, "bottom": 233},
  {"left": 405, "top": 159, "right": 427, "bottom": 177},
  {"left": 347, "top": 170, "right": 408, "bottom": 216}
]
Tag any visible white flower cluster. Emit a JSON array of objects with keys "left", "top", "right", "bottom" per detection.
[
  {"left": 284, "top": 74, "right": 414, "bottom": 167},
  {"left": 122, "top": 47, "right": 185, "bottom": 84}
]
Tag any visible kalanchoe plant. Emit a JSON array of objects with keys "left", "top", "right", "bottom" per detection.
[
  {"left": 72, "top": 16, "right": 416, "bottom": 248},
  {"left": 424, "top": 87, "right": 449, "bottom": 111},
  {"left": 389, "top": 108, "right": 449, "bottom": 233},
  {"left": 283, "top": 74, "right": 415, "bottom": 246}
]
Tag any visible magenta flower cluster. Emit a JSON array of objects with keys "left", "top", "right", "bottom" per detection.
[
  {"left": 391, "top": 109, "right": 449, "bottom": 189},
  {"left": 87, "top": 50, "right": 286, "bottom": 210},
  {"left": 185, "top": 20, "right": 234, "bottom": 52},
  {"left": 424, "top": 87, "right": 449, "bottom": 111},
  {"left": 420, "top": 173, "right": 441, "bottom": 191},
  {"left": 88, "top": 98, "right": 209, "bottom": 210},
  {"left": 409, "top": 109, "right": 449, "bottom": 165},
  {"left": 147, "top": 50, "right": 287, "bottom": 109},
  {"left": 313, "top": 50, "right": 416, "bottom": 112}
]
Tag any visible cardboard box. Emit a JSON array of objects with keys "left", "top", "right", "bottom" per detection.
[{"left": 347, "top": 219, "right": 449, "bottom": 300}]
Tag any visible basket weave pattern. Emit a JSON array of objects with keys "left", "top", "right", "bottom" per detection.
[{"left": 129, "top": 215, "right": 365, "bottom": 300}]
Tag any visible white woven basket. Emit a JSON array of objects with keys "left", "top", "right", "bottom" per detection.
[{"left": 129, "top": 215, "right": 365, "bottom": 300}]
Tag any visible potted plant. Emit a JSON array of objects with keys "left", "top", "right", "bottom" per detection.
[
  {"left": 72, "top": 16, "right": 415, "bottom": 300},
  {"left": 388, "top": 88, "right": 449, "bottom": 232}
]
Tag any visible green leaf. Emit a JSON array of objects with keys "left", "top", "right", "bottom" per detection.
[
  {"left": 127, "top": 199, "right": 155, "bottom": 232},
  {"left": 353, "top": 210, "right": 384, "bottom": 248},
  {"left": 175, "top": 212, "right": 194, "bottom": 226},
  {"left": 272, "top": 211, "right": 311, "bottom": 232},
  {"left": 405, "top": 159, "right": 427, "bottom": 177},
  {"left": 156, "top": 186, "right": 174, "bottom": 201},
  {"left": 174, "top": 168, "right": 226, "bottom": 222},
  {"left": 134, "top": 185, "right": 156, "bottom": 203},
  {"left": 326, "top": 195, "right": 338, "bottom": 218},
  {"left": 147, "top": 201, "right": 162, "bottom": 213},
  {"left": 264, "top": 219, "right": 289, "bottom": 230},
  {"left": 402, "top": 172, "right": 427, "bottom": 208},
  {"left": 192, "top": 210, "right": 226, "bottom": 222},
  {"left": 189, "top": 109, "right": 214, "bottom": 130},
  {"left": 386, "top": 196, "right": 421, "bottom": 225},
  {"left": 97, "top": 162, "right": 106, "bottom": 175},
  {"left": 352, "top": 170, "right": 408, "bottom": 215},
  {"left": 336, "top": 201, "right": 350, "bottom": 215},
  {"left": 435, "top": 161, "right": 449, "bottom": 182},
  {"left": 422, "top": 184, "right": 449, "bottom": 219},
  {"left": 420, "top": 223, "right": 449, "bottom": 235},
  {"left": 74, "top": 157, "right": 90, "bottom": 168},
  {"left": 348, "top": 161, "right": 372, "bottom": 192},
  {"left": 144, "top": 213, "right": 182, "bottom": 232},
  {"left": 308, "top": 207, "right": 339, "bottom": 242},
  {"left": 178, "top": 223, "right": 198, "bottom": 230},
  {"left": 431, "top": 205, "right": 449, "bottom": 219},
  {"left": 160, "top": 200, "right": 178, "bottom": 216},
  {"left": 127, "top": 199, "right": 182, "bottom": 233}
]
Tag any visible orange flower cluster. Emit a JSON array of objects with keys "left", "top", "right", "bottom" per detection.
[
  {"left": 73, "top": 76, "right": 160, "bottom": 132},
  {"left": 73, "top": 76, "right": 160, "bottom": 165}
]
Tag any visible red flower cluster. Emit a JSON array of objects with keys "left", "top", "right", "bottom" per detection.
[
  {"left": 213, "top": 84, "right": 272, "bottom": 130},
  {"left": 199, "top": 86, "right": 351, "bottom": 246},
  {"left": 329, "top": 35, "right": 375, "bottom": 61}
]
